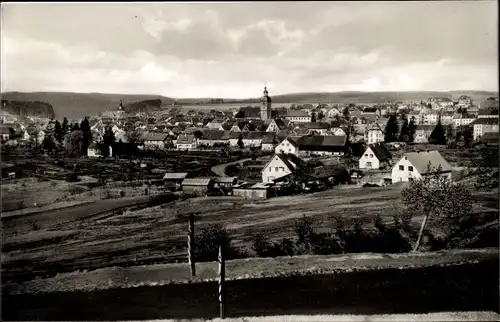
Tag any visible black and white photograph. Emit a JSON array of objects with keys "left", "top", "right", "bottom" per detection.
[{"left": 1, "top": 1, "right": 499, "bottom": 321}]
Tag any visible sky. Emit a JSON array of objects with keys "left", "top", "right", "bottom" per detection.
[{"left": 1, "top": 1, "right": 498, "bottom": 98}]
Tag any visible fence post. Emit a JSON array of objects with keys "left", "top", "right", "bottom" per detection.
[
  {"left": 188, "top": 213, "right": 196, "bottom": 277},
  {"left": 218, "top": 244, "right": 226, "bottom": 319}
]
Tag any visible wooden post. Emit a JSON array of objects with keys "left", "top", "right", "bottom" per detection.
[
  {"left": 218, "top": 244, "right": 226, "bottom": 319},
  {"left": 188, "top": 213, "right": 196, "bottom": 277}
]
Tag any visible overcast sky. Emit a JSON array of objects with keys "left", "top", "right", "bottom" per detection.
[{"left": 1, "top": 2, "right": 498, "bottom": 98}]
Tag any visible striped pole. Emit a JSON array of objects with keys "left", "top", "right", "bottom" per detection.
[
  {"left": 218, "top": 244, "right": 226, "bottom": 319},
  {"left": 188, "top": 213, "right": 196, "bottom": 277}
]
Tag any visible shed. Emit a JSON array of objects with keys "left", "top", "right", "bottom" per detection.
[
  {"left": 181, "top": 178, "right": 214, "bottom": 195},
  {"left": 233, "top": 182, "right": 274, "bottom": 199},
  {"left": 163, "top": 172, "right": 188, "bottom": 191},
  {"left": 214, "top": 176, "right": 238, "bottom": 188}
]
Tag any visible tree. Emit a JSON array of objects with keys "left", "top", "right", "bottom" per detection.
[
  {"left": 126, "top": 128, "right": 141, "bottom": 144},
  {"left": 429, "top": 120, "right": 447, "bottom": 145},
  {"left": 398, "top": 119, "right": 410, "bottom": 142},
  {"left": 237, "top": 133, "right": 244, "bottom": 149},
  {"left": 54, "top": 120, "right": 63, "bottom": 143},
  {"left": 61, "top": 117, "right": 69, "bottom": 136},
  {"left": 42, "top": 135, "right": 56, "bottom": 153},
  {"left": 103, "top": 126, "right": 116, "bottom": 156},
  {"left": 80, "top": 117, "right": 92, "bottom": 155},
  {"left": 65, "top": 129, "right": 84, "bottom": 157},
  {"left": 384, "top": 115, "right": 399, "bottom": 142},
  {"left": 311, "top": 112, "right": 317, "bottom": 123},
  {"left": 71, "top": 123, "right": 80, "bottom": 131},
  {"left": 342, "top": 106, "right": 350, "bottom": 120},
  {"left": 318, "top": 111, "right": 325, "bottom": 121},
  {"left": 408, "top": 116, "right": 417, "bottom": 142},
  {"left": 401, "top": 163, "right": 472, "bottom": 251},
  {"left": 472, "top": 148, "right": 499, "bottom": 191}
]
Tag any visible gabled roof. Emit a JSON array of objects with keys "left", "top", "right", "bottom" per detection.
[
  {"left": 261, "top": 133, "right": 277, "bottom": 144},
  {"left": 229, "top": 131, "right": 271, "bottom": 140},
  {"left": 214, "top": 176, "right": 238, "bottom": 184},
  {"left": 262, "top": 153, "right": 303, "bottom": 173},
  {"left": 477, "top": 108, "right": 499, "bottom": 116},
  {"left": 182, "top": 178, "right": 213, "bottom": 186},
  {"left": 238, "top": 106, "right": 261, "bottom": 118},
  {"left": 480, "top": 132, "right": 499, "bottom": 144},
  {"left": 365, "top": 122, "right": 384, "bottom": 132},
  {"left": 299, "top": 122, "right": 331, "bottom": 130},
  {"left": 163, "top": 172, "right": 188, "bottom": 180},
  {"left": 142, "top": 133, "right": 167, "bottom": 141},
  {"left": 176, "top": 133, "right": 196, "bottom": 144},
  {"left": 286, "top": 110, "right": 310, "bottom": 118},
  {"left": 281, "top": 136, "right": 299, "bottom": 148},
  {"left": 471, "top": 118, "right": 499, "bottom": 126},
  {"left": 199, "top": 130, "right": 226, "bottom": 141},
  {"left": 366, "top": 143, "right": 392, "bottom": 162},
  {"left": 295, "top": 135, "right": 347, "bottom": 147},
  {"left": 402, "top": 151, "right": 452, "bottom": 174}
]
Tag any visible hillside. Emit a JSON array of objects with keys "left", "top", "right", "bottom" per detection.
[
  {"left": 1, "top": 100, "right": 56, "bottom": 119},
  {"left": 1, "top": 90, "right": 497, "bottom": 119},
  {"left": 0, "top": 92, "right": 174, "bottom": 119},
  {"left": 268, "top": 90, "right": 499, "bottom": 104}
]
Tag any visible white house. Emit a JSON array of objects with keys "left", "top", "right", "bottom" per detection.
[
  {"left": 358, "top": 144, "right": 392, "bottom": 170},
  {"left": 176, "top": 133, "right": 198, "bottom": 150},
  {"left": 391, "top": 150, "right": 452, "bottom": 183},
  {"left": 285, "top": 110, "right": 312, "bottom": 123},
  {"left": 330, "top": 127, "right": 346, "bottom": 136},
  {"left": 261, "top": 153, "right": 301, "bottom": 183},
  {"left": 453, "top": 113, "right": 477, "bottom": 128},
  {"left": 364, "top": 122, "right": 384, "bottom": 144},
  {"left": 142, "top": 134, "right": 167, "bottom": 150},
  {"left": 471, "top": 118, "right": 499, "bottom": 141},
  {"left": 274, "top": 137, "right": 299, "bottom": 155},
  {"left": 266, "top": 119, "right": 287, "bottom": 133}
]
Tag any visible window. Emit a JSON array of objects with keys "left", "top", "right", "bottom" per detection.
[
  {"left": 399, "top": 165, "right": 404, "bottom": 171},
  {"left": 366, "top": 161, "right": 372, "bottom": 168},
  {"left": 275, "top": 167, "right": 279, "bottom": 172},
  {"left": 279, "top": 167, "right": 284, "bottom": 172},
  {"left": 269, "top": 168, "right": 271, "bottom": 172},
  {"left": 364, "top": 154, "right": 368, "bottom": 157},
  {"left": 288, "top": 148, "right": 291, "bottom": 152},
  {"left": 369, "top": 154, "right": 373, "bottom": 158},
  {"left": 408, "top": 166, "right": 413, "bottom": 172}
]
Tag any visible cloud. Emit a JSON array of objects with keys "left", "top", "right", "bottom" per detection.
[{"left": 1, "top": 2, "right": 498, "bottom": 97}]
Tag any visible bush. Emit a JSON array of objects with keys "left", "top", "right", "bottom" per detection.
[
  {"left": 194, "top": 224, "right": 247, "bottom": 262},
  {"left": 119, "top": 190, "right": 126, "bottom": 198},
  {"left": 66, "top": 172, "right": 79, "bottom": 182}
]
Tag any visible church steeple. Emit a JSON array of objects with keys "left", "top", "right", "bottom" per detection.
[{"left": 260, "top": 83, "right": 272, "bottom": 120}]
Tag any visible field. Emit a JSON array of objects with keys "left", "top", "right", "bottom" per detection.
[{"left": 2, "top": 181, "right": 498, "bottom": 284}]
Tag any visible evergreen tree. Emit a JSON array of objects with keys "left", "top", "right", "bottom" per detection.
[
  {"left": 408, "top": 116, "right": 417, "bottom": 142},
  {"left": 54, "top": 120, "right": 63, "bottom": 144},
  {"left": 237, "top": 133, "right": 244, "bottom": 149},
  {"left": 80, "top": 117, "right": 92, "bottom": 154},
  {"left": 311, "top": 112, "right": 317, "bottom": 123},
  {"left": 42, "top": 135, "right": 56, "bottom": 153},
  {"left": 399, "top": 119, "right": 410, "bottom": 142},
  {"left": 342, "top": 106, "right": 350, "bottom": 120},
  {"left": 61, "top": 117, "right": 69, "bottom": 136},
  {"left": 429, "top": 120, "right": 447, "bottom": 145},
  {"left": 384, "top": 115, "right": 399, "bottom": 142},
  {"left": 102, "top": 126, "right": 116, "bottom": 157}
]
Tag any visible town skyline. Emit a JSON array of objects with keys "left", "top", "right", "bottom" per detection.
[{"left": 2, "top": 2, "right": 498, "bottom": 97}]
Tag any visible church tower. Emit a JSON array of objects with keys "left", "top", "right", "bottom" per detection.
[{"left": 260, "top": 84, "right": 272, "bottom": 120}]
